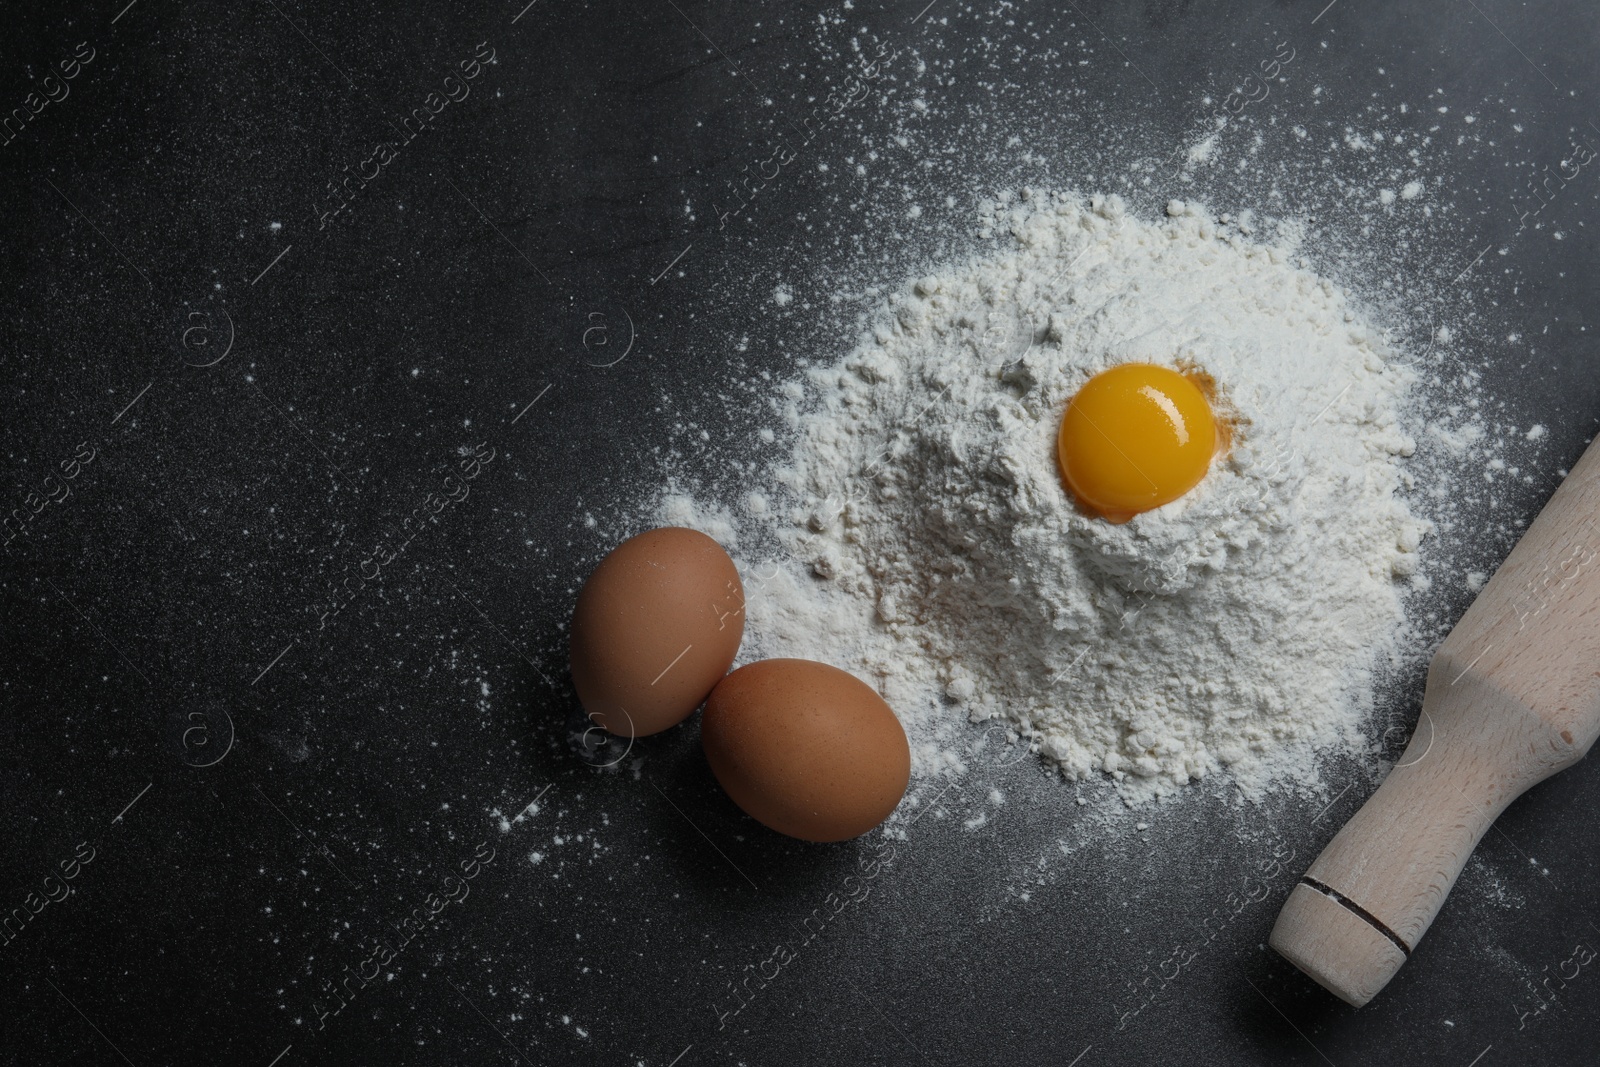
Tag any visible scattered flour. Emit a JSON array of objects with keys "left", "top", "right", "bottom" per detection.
[{"left": 663, "top": 191, "right": 1438, "bottom": 803}]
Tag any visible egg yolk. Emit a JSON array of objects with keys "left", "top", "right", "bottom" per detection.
[{"left": 1057, "top": 362, "right": 1218, "bottom": 523}]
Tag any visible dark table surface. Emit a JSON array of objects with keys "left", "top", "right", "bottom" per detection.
[{"left": 5, "top": 1, "right": 1600, "bottom": 1064}]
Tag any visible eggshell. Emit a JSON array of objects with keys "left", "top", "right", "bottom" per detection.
[
  {"left": 570, "top": 527, "right": 744, "bottom": 737},
  {"left": 701, "top": 659, "right": 910, "bottom": 842}
]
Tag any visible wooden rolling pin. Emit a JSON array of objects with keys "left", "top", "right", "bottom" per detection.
[{"left": 1270, "top": 433, "right": 1600, "bottom": 1006}]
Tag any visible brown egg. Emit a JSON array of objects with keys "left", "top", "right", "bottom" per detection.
[
  {"left": 701, "top": 659, "right": 911, "bottom": 842},
  {"left": 570, "top": 527, "right": 744, "bottom": 738}
]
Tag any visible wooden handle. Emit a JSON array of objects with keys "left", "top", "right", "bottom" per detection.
[{"left": 1271, "top": 433, "right": 1600, "bottom": 1006}]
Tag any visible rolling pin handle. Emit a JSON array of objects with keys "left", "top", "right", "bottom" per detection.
[{"left": 1271, "top": 434, "right": 1600, "bottom": 1005}]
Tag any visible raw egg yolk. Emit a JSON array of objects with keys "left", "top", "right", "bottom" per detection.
[{"left": 1057, "top": 362, "right": 1218, "bottom": 523}]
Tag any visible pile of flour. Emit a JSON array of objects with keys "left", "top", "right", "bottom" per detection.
[{"left": 663, "top": 190, "right": 1433, "bottom": 802}]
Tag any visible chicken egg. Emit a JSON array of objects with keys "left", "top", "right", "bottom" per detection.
[
  {"left": 1057, "top": 361, "right": 1220, "bottom": 523},
  {"left": 569, "top": 527, "right": 744, "bottom": 738},
  {"left": 701, "top": 659, "right": 910, "bottom": 842}
]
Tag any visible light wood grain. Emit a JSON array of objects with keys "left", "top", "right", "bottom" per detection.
[
  {"left": 1271, "top": 884, "right": 1407, "bottom": 1007},
  {"left": 1270, "top": 434, "right": 1600, "bottom": 1006}
]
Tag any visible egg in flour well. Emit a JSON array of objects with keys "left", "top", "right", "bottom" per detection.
[{"left": 1057, "top": 362, "right": 1224, "bottom": 523}]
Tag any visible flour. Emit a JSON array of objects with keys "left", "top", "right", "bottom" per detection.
[{"left": 662, "top": 190, "right": 1436, "bottom": 803}]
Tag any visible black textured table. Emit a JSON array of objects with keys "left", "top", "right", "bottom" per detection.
[{"left": 5, "top": 1, "right": 1600, "bottom": 1064}]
